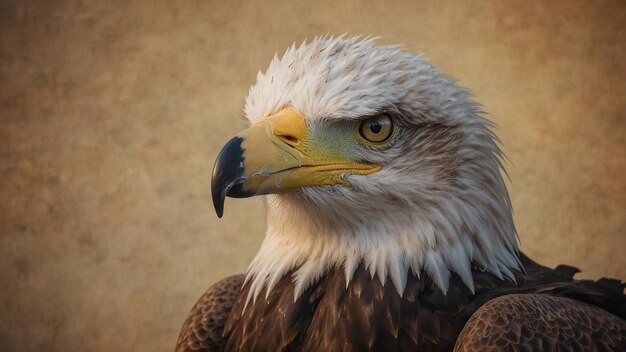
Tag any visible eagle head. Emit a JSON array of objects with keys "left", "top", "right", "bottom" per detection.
[{"left": 212, "top": 36, "right": 520, "bottom": 303}]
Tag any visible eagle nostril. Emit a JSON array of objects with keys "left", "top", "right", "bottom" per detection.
[{"left": 277, "top": 134, "right": 300, "bottom": 147}]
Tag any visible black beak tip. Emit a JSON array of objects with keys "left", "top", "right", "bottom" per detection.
[
  {"left": 212, "top": 191, "right": 225, "bottom": 218},
  {"left": 211, "top": 137, "right": 246, "bottom": 218}
]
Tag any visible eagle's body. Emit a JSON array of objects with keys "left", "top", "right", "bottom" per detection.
[
  {"left": 176, "top": 37, "right": 626, "bottom": 351},
  {"left": 178, "top": 256, "right": 625, "bottom": 352}
]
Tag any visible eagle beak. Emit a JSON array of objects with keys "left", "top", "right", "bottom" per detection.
[{"left": 211, "top": 108, "right": 380, "bottom": 217}]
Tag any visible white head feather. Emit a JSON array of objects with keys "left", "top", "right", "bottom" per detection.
[{"left": 242, "top": 36, "right": 520, "bottom": 304}]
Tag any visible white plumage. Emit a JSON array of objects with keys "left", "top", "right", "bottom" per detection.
[{"left": 243, "top": 36, "right": 520, "bottom": 304}]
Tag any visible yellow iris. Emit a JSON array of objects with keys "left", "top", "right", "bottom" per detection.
[{"left": 356, "top": 114, "right": 395, "bottom": 145}]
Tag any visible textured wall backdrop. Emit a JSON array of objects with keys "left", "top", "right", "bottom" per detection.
[{"left": 1, "top": 1, "right": 624, "bottom": 351}]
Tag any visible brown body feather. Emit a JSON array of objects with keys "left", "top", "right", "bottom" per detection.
[
  {"left": 176, "top": 275, "right": 244, "bottom": 352},
  {"left": 175, "top": 254, "right": 625, "bottom": 352},
  {"left": 455, "top": 294, "right": 626, "bottom": 351}
]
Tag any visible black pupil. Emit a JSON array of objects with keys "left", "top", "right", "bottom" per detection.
[{"left": 369, "top": 120, "right": 382, "bottom": 134}]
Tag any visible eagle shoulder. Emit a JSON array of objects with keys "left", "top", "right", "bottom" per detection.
[
  {"left": 454, "top": 293, "right": 626, "bottom": 352},
  {"left": 175, "top": 274, "right": 244, "bottom": 352}
]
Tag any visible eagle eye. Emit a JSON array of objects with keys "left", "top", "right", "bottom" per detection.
[{"left": 358, "top": 114, "right": 394, "bottom": 144}]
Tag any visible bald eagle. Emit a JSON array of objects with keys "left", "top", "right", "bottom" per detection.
[{"left": 176, "top": 36, "right": 625, "bottom": 351}]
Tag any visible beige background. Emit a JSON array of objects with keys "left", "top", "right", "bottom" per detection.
[{"left": 1, "top": 1, "right": 624, "bottom": 351}]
